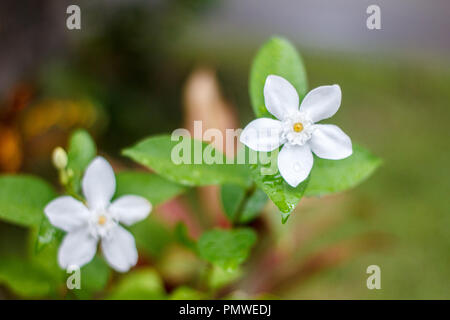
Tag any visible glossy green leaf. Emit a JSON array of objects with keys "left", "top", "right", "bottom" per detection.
[
  {"left": 115, "top": 171, "right": 186, "bottom": 206},
  {"left": 220, "top": 184, "right": 268, "bottom": 224},
  {"left": 123, "top": 135, "right": 251, "bottom": 187},
  {"left": 197, "top": 228, "right": 257, "bottom": 271},
  {"left": 248, "top": 149, "right": 309, "bottom": 217},
  {"left": 249, "top": 37, "right": 308, "bottom": 118},
  {"left": 107, "top": 268, "right": 166, "bottom": 300},
  {"left": 305, "top": 144, "right": 382, "bottom": 196},
  {"left": 0, "top": 175, "right": 57, "bottom": 227},
  {"left": 67, "top": 129, "right": 96, "bottom": 194}
]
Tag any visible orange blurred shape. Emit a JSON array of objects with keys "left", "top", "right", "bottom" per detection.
[
  {"left": 20, "top": 98, "right": 107, "bottom": 160},
  {"left": 0, "top": 84, "right": 33, "bottom": 172},
  {"left": 21, "top": 99, "right": 101, "bottom": 141},
  {"left": 0, "top": 125, "right": 22, "bottom": 172}
]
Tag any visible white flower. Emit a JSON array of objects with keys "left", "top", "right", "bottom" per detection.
[
  {"left": 44, "top": 156, "right": 152, "bottom": 272},
  {"left": 240, "top": 75, "right": 352, "bottom": 187}
]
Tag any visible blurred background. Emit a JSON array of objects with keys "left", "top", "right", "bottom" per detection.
[{"left": 0, "top": 0, "right": 449, "bottom": 299}]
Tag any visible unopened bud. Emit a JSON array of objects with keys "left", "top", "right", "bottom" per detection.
[{"left": 52, "top": 147, "right": 68, "bottom": 170}]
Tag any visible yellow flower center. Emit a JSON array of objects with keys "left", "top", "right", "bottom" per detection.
[
  {"left": 293, "top": 122, "right": 304, "bottom": 133},
  {"left": 98, "top": 215, "right": 107, "bottom": 225}
]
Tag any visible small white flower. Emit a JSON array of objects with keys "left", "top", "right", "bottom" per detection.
[
  {"left": 44, "top": 156, "right": 152, "bottom": 272},
  {"left": 240, "top": 75, "right": 352, "bottom": 187}
]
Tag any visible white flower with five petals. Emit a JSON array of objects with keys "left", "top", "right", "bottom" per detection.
[
  {"left": 44, "top": 156, "right": 152, "bottom": 272},
  {"left": 240, "top": 75, "right": 352, "bottom": 187}
]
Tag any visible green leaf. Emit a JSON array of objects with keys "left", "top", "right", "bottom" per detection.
[
  {"left": 220, "top": 184, "right": 245, "bottom": 220},
  {"left": 174, "top": 223, "right": 197, "bottom": 253},
  {"left": 67, "top": 129, "right": 96, "bottom": 194},
  {"left": 0, "top": 175, "right": 57, "bottom": 227},
  {"left": 169, "top": 286, "right": 206, "bottom": 300},
  {"left": 35, "top": 216, "right": 63, "bottom": 253},
  {"left": 107, "top": 269, "right": 166, "bottom": 300},
  {"left": 280, "top": 211, "right": 291, "bottom": 224},
  {"left": 249, "top": 37, "right": 308, "bottom": 118},
  {"left": 305, "top": 144, "right": 382, "bottom": 196},
  {"left": 197, "top": 228, "right": 257, "bottom": 271},
  {"left": 130, "top": 218, "right": 173, "bottom": 259},
  {"left": 0, "top": 256, "right": 59, "bottom": 297},
  {"left": 249, "top": 149, "right": 309, "bottom": 216},
  {"left": 220, "top": 184, "right": 268, "bottom": 224},
  {"left": 208, "top": 265, "right": 242, "bottom": 290},
  {"left": 115, "top": 171, "right": 186, "bottom": 206},
  {"left": 29, "top": 234, "right": 64, "bottom": 284},
  {"left": 123, "top": 134, "right": 251, "bottom": 187},
  {"left": 241, "top": 188, "right": 268, "bottom": 223},
  {"left": 74, "top": 256, "right": 111, "bottom": 299}
]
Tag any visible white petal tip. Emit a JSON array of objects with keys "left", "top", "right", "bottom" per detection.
[
  {"left": 300, "top": 85, "right": 342, "bottom": 122},
  {"left": 284, "top": 177, "right": 307, "bottom": 188},
  {"left": 239, "top": 133, "right": 250, "bottom": 147},
  {"left": 112, "top": 264, "right": 134, "bottom": 273},
  {"left": 88, "top": 156, "right": 109, "bottom": 169},
  {"left": 343, "top": 148, "right": 353, "bottom": 158},
  {"left": 277, "top": 145, "right": 313, "bottom": 189},
  {"left": 263, "top": 75, "right": 300, "bottom": 120},
  {"left": 265, "top": 74, "right": 281, "bottom": 84},
  {"left": 82, "top": 156, "right": 116, "bottom": 210},
  {"left": 101, "top": 226, "right": 138, "bottom": 273},
  {"left": 109, "top": 195, "right": 152, "bottom": 226}
]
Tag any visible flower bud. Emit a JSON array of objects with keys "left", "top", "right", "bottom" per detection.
[{"left": 52, "top": 147, "right": 68, "bottom": 170}]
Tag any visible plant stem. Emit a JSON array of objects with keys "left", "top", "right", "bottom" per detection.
[{"left": 232, "top": 183, "right": 256, "bottom": 226}]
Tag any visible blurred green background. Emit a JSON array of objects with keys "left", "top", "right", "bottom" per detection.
[{"left": 0, "top": 0, "right": 449, "bottom": 299}]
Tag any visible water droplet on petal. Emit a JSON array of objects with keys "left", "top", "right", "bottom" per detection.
[{"left": 293, "top": 162, "right": 302, "bottom": 172}]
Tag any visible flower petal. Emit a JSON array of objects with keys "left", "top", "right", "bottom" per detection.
[
  {"left": 101, "top": 226, "right": 138, "bottom": 273},
  {"left": 299, "top": 85, "right": 341, "bottom": 122},
  {"left": 240, "top": 118, "right": 283, "bottom": 152},
  {"left": 82, "top": 156, "right": 116, "bottom": 210},
  {"left": 278, "top": 144, "right": 313, "bottom": 187},
  {"left": 44, "top": 196, "right": 90, "bottom": 232},
  {"left": 58, "top": 228, "right": 97, "bottom": 269},
  {"left": 109, "top": 195, "right": 152, "bottom": 226},
  {"left": 309, "top": 124, "right": 352, "bottom": 160},
  {"left": 264, "top": 75, "right": 299, "bottom": 120}
]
